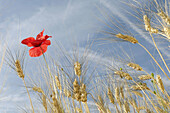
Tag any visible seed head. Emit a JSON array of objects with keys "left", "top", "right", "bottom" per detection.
[
  {"left": 114, "top": 71, "right": 130, "bottom": 78},
  {"left": 120, "top": 87, "right": 124, "bottom": 99},
  {"left": 138, "top": 75, "right": 152, "bottom": 80},
  {"left": 157, "top": 10, "right": 170, "bottom": 25},
  {"left": 73, "top": 92, "right": 81, "bottom": 101},
  {"left": 52, "top": 95, "right": 63, "bottom": 113},
  {"left": 80, "top": 84, "right": 87, "bottom": 102},
  {"left": 64, "top": 88, "right": 71, "bottom": 97},
  {"left": 15, "top": 60, "right": 25, "bottom": 79},
  {"left": 143, "top": 15, "right": 151, "bottom": 31},
  {"left": 131, "top": 84, "right": 150, "bottom": 90},
  {"left": 115, "top": 33, "right": 138, "bottom": 44},
  {"left": 76, "top": 107, "right": 83, "bottom": 113},
  {"left": 42, "top": 94, "right": 47, "bottom": 111},
  {"left": 132, "top": 91, "right": 143, "bottom": 97},
  {"left": 150, "top": 28, "right": 158, "bottom": 33},
  {"left": 32, "top": 86, "right": 43, "bottom": 93},
  {"left": 164, "top": 27, "right": 170, "bottom": 39},
  {"left": 115, "top": 87, "right": 121, "bottom": 105},
  {"left": 125, "top": 76, "right": 133, "bottom": 80},
  {"left": 73, "top": 78, "right": 81, "bottom": 101},
  {"left": 156, "top": 75, "right": 164, "bottom": 93},
  {"left": 143, "top": 15, "right": 158, "bottom": 34},
  {"left": 107, "top": 88, "right": 114, "bottom": 104},
  {"left": 55, "top": 76, "right": 62, "bottom": 90},
  {"left": 98, "top": 95, "right": 104, "bottom": 106},
  {"left": 74, "top": 62, "right": 81, "bottom": 77},
  {"left": 127, "top": 63, "right": 143, "bottom": 71},
  {"left": 123, "top": 100, "right": 130, "bottom": 113}
]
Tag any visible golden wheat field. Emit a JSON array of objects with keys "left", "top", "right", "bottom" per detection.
[{"left": 0, "top": 0, "right": 169, "bottom": 112}]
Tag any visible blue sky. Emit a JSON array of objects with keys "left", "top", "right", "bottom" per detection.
[{"left": 0, "top": 0, "right": 169, "bottom": 112}]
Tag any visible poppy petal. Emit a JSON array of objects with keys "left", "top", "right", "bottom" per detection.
[
  {"left": 36, "top": 35, "right": 52, "bottom": 41},
  {"left": 42, "top": 40, "right": 51, "bottom": 45},
  {"left": 27, "top": 43, "right": 33, "bottom": 47},
  {"left": 44, "top": 35, "right": 52, "bottom": 40},
  {"left": 29, "top": 44, "right": 48, "bottom": 57},
  {"left": 21, "top": 37, "right": 35, "bottom": 46},
  {"left": 36, "top": 29, "right": 44, "bottom": 40},
  {"left": 31, "top": 40, "right": 43, "bottom": 47}
]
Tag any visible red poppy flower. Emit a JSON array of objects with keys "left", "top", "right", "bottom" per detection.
[{"left": 21, "top": 29, "right": 52, "bottom": 57}]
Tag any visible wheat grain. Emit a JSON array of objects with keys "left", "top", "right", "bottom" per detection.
[
  {"left": 123, "top": 100, "right": 130, "bottom": 113},
  {"left": 52, "top": 95, "right": 63, "bottom": 113},
  {"left": 15, "top": 60, "right": 25, "bottom": 79},
  {"left": 163, "top": 27, "right": 170, "bottom": 39},
  {"left": 107, "top": 88, "right": 114, "bottom": 104},
  {"left": 73, "top": 78, "right": 81, "bottom": 101},
  {"left": 80, "top": 84, "right": 87, "bottom": 102},
  {"left": 114, "top": 71, "right": 132, "bottom": 80},
  {"left": 64, "top": 88, "right": 71, "bottom": 97},
  {"left": 131, "top": 84, "right": 150, "bottom": 90},
  {"left": 115, "top": 33, "right": 138, "bottom": 44},
  {"left": 120, "top": 86, "right": 124, "bottom": 100},
  {"left": 42, "top": 94, "right": 47, "bottom": 111},
  {"left": 157, "top": 10, "right": 170, "bottom": 25},
  {"left": 32, "top": 86, "right": 43, "bottom": 93},
  {"left": 132, "top": 91, "right": 143, "bottom": 97},
  {"left": 98, "top": 95, "right": 104, "bottom": 106},
  {"left": 115, "top": 87, "right": 121, "bottom": 106},
  {"left": 74, "top": 62, "right": 81, "bottom": 77},
  {"left": 156, "top": 75, "right": 165, "bottom": 93},
  {"left": 138, "top": 75, "right": 152, "bottom": 80},
  {"left": 143, "top": 15, "right": 158, "bottom": 34},
  {"left": 114, "top": 71, "right": 131, "bottom": 78},
  {"left": 55, "top": 76, "right": 62, "bottom": 90},
  {"left": 125, "top": 75, "right": 133, "bottom": 80},
  {"left": 143, "top": 15, "right": 151, "bottom": 31},
  {"left": 127, "top": 63, "right": 143, "bottom": 71},
  {"left": 76, "top": 107, "right": 83, "bottom": 113}
]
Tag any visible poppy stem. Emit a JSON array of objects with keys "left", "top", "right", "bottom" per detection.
[{"left": 41, "top": 48, "right": 59, "bottom": 99}]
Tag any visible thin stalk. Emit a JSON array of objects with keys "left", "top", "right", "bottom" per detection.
[
  {"left": 138, "top": 43, "right": 170, "bottom": 80},
  {"left": 67, "top": 97, "right": 71, "bottom": 112},
  {"left": 79, "top": 101, "right": 83, "bottom": 113},
  {"left": 22, "top": 78, "right": 35, "bottom": 113},
  {"left": 41, "top": 90, "right": 54, "bottom": 112},
  {"left": 84, "top": 102, "right": 90, "bottom": 113},
  {"left": 150, "top": 33, "right": 170, "bottom": 73},
  {"left": 62, "top": 96, "right": 69, "bottom": 113},
  {"left": 115, "top": 103, "right": 120, "bottom": 113},
  {"left": 72, "top": 98, "right": 76, "bottom": 113},
  {"left": 0, "top": 46, "right": 6, "bottom": 72}
]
